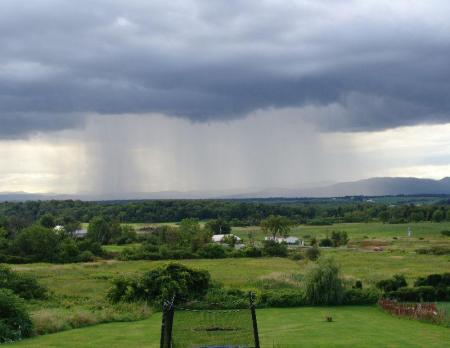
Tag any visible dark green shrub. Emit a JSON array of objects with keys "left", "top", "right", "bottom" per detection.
[
  {"left": 330, "top": 231, "right": 349, "bottom": 247},
  {"left": 58, "top": 239, "right": 80, "bottom": 263},
  {"left": 303, "top": 257, "right": 344, "bottom": 305},
  {"left": 414, "top": 273, "right": 450, "bottom": 288},
  {"left": 441, "top": 230, "right": 450, "bottom": 237},
  {"left": 319, "top": 238, "right": 333, "bottom": 247},
  {"left": 387, "top": 286, "right": 437, "bottom": 302},
  {"left": 262, "top": 240, "right": 288, "bottom": 257},
  {"left": 0, "top": 289, "right": 33, "bottom": 343},
  {"left": 353, "top": 280, "right": 363, "bottom": 289},
  {"left": 416, "top": 246, "right": 450, "bottom": 255},
  {"left": 343, "top": 288, "right": 380, "bottom": 305},
  {"left": 108, "top": 263, "right": 211, "bottom": 305},
  {"left": 376, "top": 274, "right": 407, "bottom": 292},
  {"left": 78, "top": 250, "right": 95, "bottom": 262},
  {"left": 305, "top": 246, "right": 320, "bottom": 261},
  {"left": 114, "top": 225, "right": 138, "bottom": 245},
  {"left": 198, "top": 288, "right": 249, "bottom": 309},
  {"left": 259, "top": 288, "right": 306, "bottom": 307},
  {"left": 0, "top": 254, "right": 30, "bottom": 264},
  {"left": 289, "top": 251, "right": 304, "bottom": 260},
  {"left": 0, "top": 265, "right": 46, "bottom": 300},
  {"left": 243, "top": 246, "right": 262, "bottom": 257},
  {"left": 198, "top": 244, "right": 227, "bottom": 259}
]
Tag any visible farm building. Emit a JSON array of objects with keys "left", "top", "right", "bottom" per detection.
[
  {"left": 264, "top": 236, "right": 303, "bottom": 245},
  {"left": 73, "top": 229, "right": 88, "bottom": 238},
  {"left": 212, "top": 234, "right": 241, "bottom": 243}
]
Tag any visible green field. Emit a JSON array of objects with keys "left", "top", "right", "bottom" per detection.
[
  {"left": 7, "top": 221, "right": 450, "bottom": 346},
  {"left": 9, "top": 306, "right": 450, "bottom": 348}
]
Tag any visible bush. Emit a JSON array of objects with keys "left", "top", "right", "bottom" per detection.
[
  {"left": 441, "top": 230, "right": 450, "bottom": 237},
  {"left": 58, "top": 239, "right": 80, "bottom": 263},
  {"left": 78, "top": 250, "right": 96, "bottom": 262},
  {"left": 198, "top": 244, "right": 227, "bottom": 259},
  {"left": 414, "top": 273, "right": 450, "bottom": 288},
  {"left": 192, "top": 288, "right": 249, "bottom": 309},
  {"left": 416, "top": 246, "right": 450, "bottom": 255},
  {"left": 353, "top": 280, "right": 363, "bottom": 289},
  {"left": 114, "top": 225, "right": 138, "bottom": 245},
  {"left": 387, "top": 286, "right": 440, "bottom": 302},
  {"left": 319, "top": 238, "right": 333, "bottom": 247},
  {"left": 330, "top": 231, "right": 349, "bottom": 247},
  {"left": 108, "top": 263, "right": 211, "bottom": 305},
  {"left": 343, "top": 288, "right": 380, "bottom": 305},
  {"left": 0, "top": 289, "right": 33, "bottom": 343},
  {"left": 289, "top": 251, "right": 304, "bottom": 260},
  {"left": 262, "top": 240, "right": 288, "bottom": 257},
  {"left": 303, "top": 257, "right": 344, "bottom": 305},
  {"left": 0, "top": 265, "right": 47, "bottom": 300},
  {"left": 305, "top": 246, "right": 320, "bottom": 261},
  {"left": 242, "top": 246, "right": 262, "bottom": 257},
  {"left": 259, "top": 288, "right": 306, "bottom": 307},
  {"left": 376, "top": 274, "right": 407, "bottom": 292}
]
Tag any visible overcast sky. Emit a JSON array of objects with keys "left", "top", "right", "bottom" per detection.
[{"left": 1, "top": 0, "right": 449, "bottom": 194}]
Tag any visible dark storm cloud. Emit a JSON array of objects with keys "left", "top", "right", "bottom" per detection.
[{"left": 1, "top": 0, "right": 450, "bottom": 137}]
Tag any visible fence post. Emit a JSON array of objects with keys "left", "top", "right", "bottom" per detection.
[
  {"left": 166, "top": 299, "right": 175, "bottom": 348},
  {"left": 249, "top": 292, "right": 260, "bottom": 348},
  {"left": 160, "top": 297, "right": 175, "bottom": 348},
  {"left": 160, "top": 302, "right": 167, "bottom": 348}
]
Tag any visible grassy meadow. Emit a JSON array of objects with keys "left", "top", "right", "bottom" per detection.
[{"left": 7, "top": 221, "right": 450, "bottom": 346}]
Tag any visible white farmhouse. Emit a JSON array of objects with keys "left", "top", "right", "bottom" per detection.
[
  {"left": 264, "top": 236, "right": 303, "bottom": 246},
  {"left": 211, "top": 234, "right": 241, "bottom": 243}
]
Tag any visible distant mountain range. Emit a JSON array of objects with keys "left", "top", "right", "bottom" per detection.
[
  {"left": 236, "top": 177, "right": 450, "bottom": 198},
  {"left": 1, "top": 177, "right": 449, "bottom": 201}
]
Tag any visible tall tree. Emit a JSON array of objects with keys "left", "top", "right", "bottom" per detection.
[{"left": 260, "top": 215, "right": 292, "bottom": 239}]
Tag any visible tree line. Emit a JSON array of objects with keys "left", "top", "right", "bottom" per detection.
[{"left": 0, "top": 199, "right": 449, "bottom": 228}]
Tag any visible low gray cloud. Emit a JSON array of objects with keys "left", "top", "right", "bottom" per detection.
[{"left": 1, "top": 0, "right": 450, "bottom": 137}]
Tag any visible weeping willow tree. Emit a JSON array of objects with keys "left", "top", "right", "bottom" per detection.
[{"left": 304, "top": 257, "right": 344, "bottom": 305}]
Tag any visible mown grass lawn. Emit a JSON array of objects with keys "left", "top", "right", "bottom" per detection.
[{"left": 9, "top": 306, "right": 450, "bottom": 348}]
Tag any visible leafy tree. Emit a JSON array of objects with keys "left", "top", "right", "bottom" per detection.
[
  {"left": 114, "top": 225, "right": 138, "bottom": 245},
  {"left": 261, "top": 215, "right": 292, "bottom": 239},
  {"left": 0, "top": 289, "right": 33, "bottom": 343},
  {"left": 411, "top": 211, "right": 424, "bottom": 222},
  {"left": 58, "top": 239, "right": 81, "bottom": 263},
  {"left": 39, "top": 214, "right": 56, "bottom": 229},
  {"left": 432, "top": 209, "right": 445, "bottom": 222},
  {"left": 378, "top": 211, "right": 390, "bottom": 223},
  {"left": 330, "top": 231, "right": 349, "bottom": 247},
  {"left": 0, "top": 265, "right": 47, "bottom": 299},
  {"left": 11, "top": 226, "right": 60, "bottom": 262},
  {"left": 179, "top": 218, "right": 209, "bottom": 252},
  {"left": 303, "top": 257, "right": 344, "bottom": 305},
  {"left": 87, "top": 216, "right": 119, "bottom": 245},
  {"left": 108, "top": 263, "right": 211, "bottom": 305},
  {"left": 0, "top": 227, "right": 8, "bottom": 251},
  {"left": 205, "top": 219, "right": 231, "bottom": 234}
]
